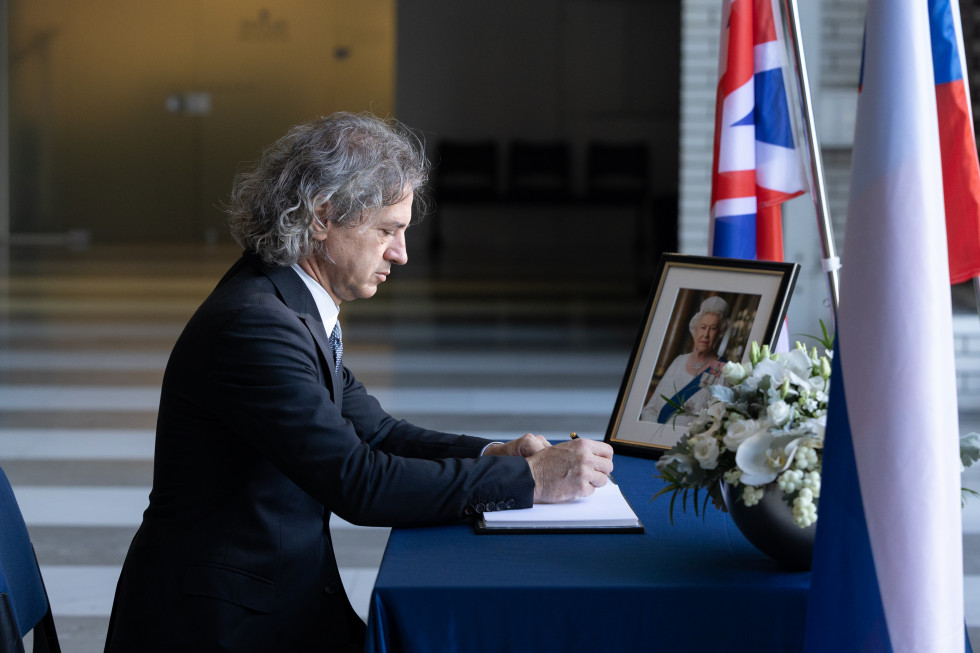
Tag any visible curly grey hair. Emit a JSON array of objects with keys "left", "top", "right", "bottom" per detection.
[
  {"left": 227, "top": 112, "right": 429, "bottom": 266},
  {"left": 688, "top": 295, "right": 730, "bottom": 338}
]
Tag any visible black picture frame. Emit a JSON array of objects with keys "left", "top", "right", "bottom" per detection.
[{"left": 604, "top": 254, "right": 800, "bottom": 458}]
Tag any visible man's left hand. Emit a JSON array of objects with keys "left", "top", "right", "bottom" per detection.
[{"left": 483, "top": 433, "right": 551, "bottom": 458}]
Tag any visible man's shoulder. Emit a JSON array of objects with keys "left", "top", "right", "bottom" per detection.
[
  {"left": 218, "top": 255, "right": 314, "bottom": 312},
  {"left": 186, "top": 259, "right": 301, "bottom": 331},
  {"left": 206, "top": 256, "right": 300, "bottom": 304}
]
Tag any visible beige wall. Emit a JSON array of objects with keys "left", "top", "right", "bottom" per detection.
[{"left": 9, "top": 0, "right": 396, "bottom": 242}]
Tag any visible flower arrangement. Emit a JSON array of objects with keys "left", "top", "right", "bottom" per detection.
[{"left": 654, "top": 338, "right": 832, "bottom": 529}]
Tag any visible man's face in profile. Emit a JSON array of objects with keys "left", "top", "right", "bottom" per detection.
[{"left": 313, "top": 191, "right": 413, "bottom": 305}]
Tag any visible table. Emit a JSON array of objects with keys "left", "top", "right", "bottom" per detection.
[{"left": 365, "top": 453, "right": 811, "bottom": 653}]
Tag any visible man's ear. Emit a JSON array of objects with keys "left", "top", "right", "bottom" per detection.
[{"left": 311, "top": 204, "right": 331, "bottom": 241}]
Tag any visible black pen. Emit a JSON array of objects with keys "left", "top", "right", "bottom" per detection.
[{"left": 569, "top": 432, "right": 616, "bottom": 484}]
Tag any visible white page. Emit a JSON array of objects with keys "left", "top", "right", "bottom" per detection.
[{"left": 481, "top": 481, "right": 639, "bottom": 528}]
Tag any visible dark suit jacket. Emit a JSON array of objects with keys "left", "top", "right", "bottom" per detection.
[{"left": 104, "top": 253, "right": 534, "bottom": 652}]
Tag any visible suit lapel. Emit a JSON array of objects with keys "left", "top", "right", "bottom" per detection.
[{"left": 243, "top": 254, "right": 343, "bottom": 409}]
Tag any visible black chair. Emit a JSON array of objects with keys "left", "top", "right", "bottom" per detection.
[
  {"left": 428, "top": 140, "right": 501, "bottom": 263},
  {"left": 584, "top": 141, "right": 657, "bottom": 286},
  {"left": 433, "top": 140, "right": 500, "bottom": 201},
  {"left": 0, "top": 465, "right": 60, "bottom": 653},
  {"left": 585, "top": 141, "right": 651, "bottom": 202},
  {"left": 507, "top": 141, "right": 572, "bottom": 200}
]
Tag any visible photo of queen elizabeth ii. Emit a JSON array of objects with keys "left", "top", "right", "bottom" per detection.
[{"left": 640, "top": 290, "right": 759, "bottom": 425}]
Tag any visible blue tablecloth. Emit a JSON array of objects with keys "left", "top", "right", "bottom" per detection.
[{"left": 365, "top": 453, "right": 811, "bottom": 653}]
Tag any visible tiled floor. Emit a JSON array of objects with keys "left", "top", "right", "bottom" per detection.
[{"left": 2, "top": 242, "right": 980, "bottom": 651}]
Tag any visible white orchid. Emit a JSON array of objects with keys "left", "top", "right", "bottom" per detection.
[
  {"left": 781, "top": 348, "right": 815, "bottom": 378},
  {"left": 748, "top": 358, "right": 786, "bottom": 386},
  {"left": 735, "top": 432, "right": 806, "bottom": 486},
  {"left": 807, "top": 375, "right": 828, "bottom": 393}
]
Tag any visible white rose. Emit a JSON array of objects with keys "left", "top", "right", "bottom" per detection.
[
  {"left": 690, "top": 433, "right": 722, "bottom": 470},
  {"left": 767, "top": 400, "right": 793, "bottom": 427},
  {"left": 722, "top": 418, "right": 763, "bottom": 451},
  {"left": 722, "top": 361, "right": 748, "bottom": 385}
]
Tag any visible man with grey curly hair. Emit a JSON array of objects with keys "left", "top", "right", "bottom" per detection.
[
  {"left": 105, "top": 112, "right": 613, "bottom": 653},
  {"left": 226, "top": 112, "right": 430, "bottom": 268}
]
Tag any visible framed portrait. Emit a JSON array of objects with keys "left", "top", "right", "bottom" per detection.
[{"left": 604, "top": 254, "right": 800, "bottom": 458}]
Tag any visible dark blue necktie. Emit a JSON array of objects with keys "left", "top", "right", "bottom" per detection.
[{"left": 329, "top": 321, "right": 343, "bottom": 378}]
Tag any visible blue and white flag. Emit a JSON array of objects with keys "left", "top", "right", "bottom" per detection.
[{"left": 803, "top": 0, "right": 965, "bottom": 651}]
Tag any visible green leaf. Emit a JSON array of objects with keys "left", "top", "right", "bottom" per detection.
[
  {"left": 961, "top": 432, "right": 980, "bottom": 470},
  {"left": 797, "top": 319, "right": 835, "bottom": 350},
  {"left": 962, "top": 486, "right": 979, "bottom": 508},
  {"left": 651, "top": 483, "right": 677, "bottom": 502}
]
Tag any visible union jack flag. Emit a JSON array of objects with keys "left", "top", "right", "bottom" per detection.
[{"left": 709, "top": 0, "right": 806, "bottom": 262}]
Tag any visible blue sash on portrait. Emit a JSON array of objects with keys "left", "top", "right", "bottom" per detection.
[{"left": 657, "top": 358, "right": 727, "bottom": 424}]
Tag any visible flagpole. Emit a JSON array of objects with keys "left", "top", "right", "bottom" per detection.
[
  {"left": 781, "top": 0, "right": 841, "bottom": 323},
  {"left": 974, "top": 278, "right": 980, "bottom": 325}
]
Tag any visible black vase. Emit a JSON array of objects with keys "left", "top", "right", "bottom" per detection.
[{"left": 720, "top": 482, "right": 815, "bottom": 571}]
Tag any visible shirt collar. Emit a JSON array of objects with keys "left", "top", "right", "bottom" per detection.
[{"left": 290, "top": 263, "right": 339, "bottom": 333}]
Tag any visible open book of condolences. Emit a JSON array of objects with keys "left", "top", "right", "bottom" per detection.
[{"left": 475, "top": 481, "right": 644, "bottom": 534}]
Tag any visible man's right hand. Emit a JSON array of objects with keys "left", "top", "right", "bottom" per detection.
[{"left": 525, "top": 438, "right": 614, "bottom": 503}]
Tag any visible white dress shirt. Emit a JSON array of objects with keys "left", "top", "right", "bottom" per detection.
[{"left": 290, "top": 263, "right": 339, "bottom": 333}]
